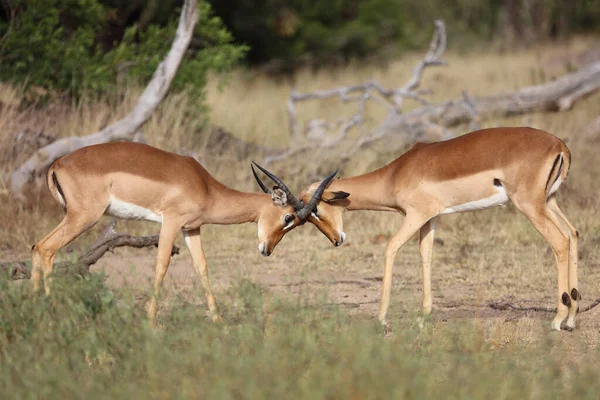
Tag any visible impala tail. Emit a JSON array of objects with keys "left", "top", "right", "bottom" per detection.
[
  {"left": 545, "top": 146, "right": 570, "bottom": 199},
  {"left": 46, "top": 161, "right": 67, "bottom": 210}
]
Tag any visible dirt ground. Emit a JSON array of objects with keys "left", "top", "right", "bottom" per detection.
[{"left": 89, "top": 205, "right": 600, "bottom": 348}]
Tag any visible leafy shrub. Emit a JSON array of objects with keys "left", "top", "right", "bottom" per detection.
[{"left": 0, "top": 0, "right": 247, "bottom": 105}]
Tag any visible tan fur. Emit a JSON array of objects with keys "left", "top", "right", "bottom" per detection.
[
  {"left": 33, "top": 142, "right": 301, "bottom": 327},
  {"left": 300, "top": 127, "right": 578, "bottom": 331}
]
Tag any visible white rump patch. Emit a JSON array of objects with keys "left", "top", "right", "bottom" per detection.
[
  {"left": 440, "top": 185, "right": 509, "bottom": 215},
  {"left": 105, "top": 195, "right": 162, "bottom": 222},
  {"left": 55, "top": 190, "right": 66, "bottom": 207},
  {"left": 183, "top": 232, "right": 193, "bottom": 248},
  {"left": 548, "top": 176, "right": 562, "bottom": 197}
]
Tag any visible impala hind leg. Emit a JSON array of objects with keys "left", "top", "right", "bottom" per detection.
[
  {"left": 546, "top": 196, "right": 579, "bottom": 330},
  {"left": 148, "top": 220, "right": 180, "bottom": 328},
  {"left": 32, "top": 211, "right": 101, "bottom": 295},
  {"left": 419, "top": 218, "right": 436, "bottom": 315},
  {"left": 379, "top": 212, "right": 430, "bottom": 327},
  {"left": 183, "top": 228, "right": 223, "bottom": 322},
  {"left": 511, "top": 198, "right": 570, "bottom": 331}
]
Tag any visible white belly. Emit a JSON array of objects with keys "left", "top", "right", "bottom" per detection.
[
  {"left": 105, "top": 195, "right": 162, "bottom": 222},
  {"left": 440, "top": 185, "right": 509, "bottom": 215}
]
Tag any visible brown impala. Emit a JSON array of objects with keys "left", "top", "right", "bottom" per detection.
[
  {"left": 32, "top": 142, "right": 337, "bottom": 326},
  {"left": 258, "top": 127, "right": 579, "bottom": 332}
]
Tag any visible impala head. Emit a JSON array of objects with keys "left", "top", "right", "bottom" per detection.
[
  {"left": 251, "top": 163, "right": 304, "bottom": 257},
  {"left": 251, "top": 163, "right": 343, "bottom": 254},
  {"left": 299, "top": 179, "right": 350, "bottom": 247}
]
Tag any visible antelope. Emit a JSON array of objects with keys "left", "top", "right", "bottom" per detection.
[
  {"left": 31, "top": 142, "right": 337, "bottom": 326},
  {"left": 278, "top": 127, "right": 580, "bottom": 332}
]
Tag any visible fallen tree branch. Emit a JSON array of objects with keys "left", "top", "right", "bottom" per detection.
[
  {"left": 270, "top": 20, "right": 447, "bottom": 165},
  {"left": 9, "top": 0, "right": 200, "bottom": 201},
  {"left": 0, "top": 220, "right": 180, "bottom": 280},
  {"left": 378, "top": 60, "right": 600, "bottom": 139},
  {"left": 272, "top": 22, "right": 600, "bottom": 166},
  {"left": 488, "top": 296, "right": 600, "bottom": 314}
]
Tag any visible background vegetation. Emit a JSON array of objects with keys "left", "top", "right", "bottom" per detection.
[
  {"left": 1, "top": 0, "right": 600, "bottom": 398},
  {"left": 2, "top": 0, "right": 600, "bottom": 98},
  {"left": 0, "top": 0, "right": 246, "bottom": 108},
  {"left": 1, "top": 275, "right": 599, "bottom": 399}
]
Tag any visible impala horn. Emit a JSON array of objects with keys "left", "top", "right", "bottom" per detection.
[
  {"left": 296, "top": 170, "right": 338, "bottom": 220},
  {"left": 251, "top": 164, "right": 271, "bottom": 194},
  {"left": 251, "top": 162, "right": 304, "bottom": 210}
]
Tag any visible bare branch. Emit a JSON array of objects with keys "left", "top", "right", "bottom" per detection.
[
  {"left": 379, "top": 60, "right": 600, "bottom": 137},
  {"left": 393, "top": 19, "right": 446, "bottom": 109},
  {"left": 275, "top": 21, "right": 447, "bottom": 165},
  {"left": 488, "top": 296, "right": 600, "bottom": 314},
  {"left": 461, "top": 91, "right": 480, "bottom": 131},
  {"left": 0, "top": 221, "right": 180, "bottom": 280},
  {"left": 10, "top": 0, "right": 200, "bottom": 201}
]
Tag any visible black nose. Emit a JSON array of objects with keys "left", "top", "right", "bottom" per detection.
[
  {"left": 261, "top": 248, "right": 271, "bottom": 257},
  {"left": 334, "top": 241, "right": 341, "bottom": 247}
]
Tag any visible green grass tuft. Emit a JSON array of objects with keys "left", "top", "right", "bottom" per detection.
[{"left": 0, "top": 276, "right": 599, "bottom": 398}]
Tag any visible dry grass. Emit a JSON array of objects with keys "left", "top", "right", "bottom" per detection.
[{"left": 1, "top": 37, "right": 600, "bottom": 363}]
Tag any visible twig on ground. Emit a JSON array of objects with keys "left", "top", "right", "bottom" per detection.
[
  {"left": 488, "top": 295, "right": 600, "bottom": 314},
  {"left": 0, "top": 220, "right": 180, "bottom": 280}
]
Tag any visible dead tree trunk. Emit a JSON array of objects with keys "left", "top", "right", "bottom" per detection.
[{"left": 9, "top": 0, "right": 199, "bottom": 201}]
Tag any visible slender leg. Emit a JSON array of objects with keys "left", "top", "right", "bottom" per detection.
[
  {"left": 510, "top": 199, "right": 570, "bottom": 331},
  {"left": 379, "top": 212, "right": 429, "bottom": 327},
  {"left": 419, "top": 218, "right": 436, "bottom": 315},
  {"left": 546, "top": 196, "right": 579, "bottom": 330},
  {"left": 148, "top": 220, "right": 181, "bottom": 328},
  {"left": 32, "top": 212, "right": 100, "bottom": 295},
  {"left": 183, "top": 228, "right": 223, "bottom": 322}
]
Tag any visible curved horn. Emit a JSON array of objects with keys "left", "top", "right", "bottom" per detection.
[
  {"left": 251, "top": 164, "right": 271, "bottom": 194},
  {"left": 251, "top": 162, "right": 304, "bottom": 210},
  {"left": 297, "top": 170, "right": 338, "bottom": 220}
]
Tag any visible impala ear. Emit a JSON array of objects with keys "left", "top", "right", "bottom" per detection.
[
  {"left": 271, "top": 186, "right": 288, "bottom": 207},
  {"left": 321, "top": 190, "right": 350, "bottom": 203}
]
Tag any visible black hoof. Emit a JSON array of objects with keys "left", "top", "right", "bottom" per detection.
[
  {"left": 561, "top": 292, "right": 571, "bottom": 307},
  {"left": 563, "top": 325, "right": 575, "bottom": 332}
]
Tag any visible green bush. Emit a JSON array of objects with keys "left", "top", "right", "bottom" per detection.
[
  {"left": 0, "top": 0, "right": 247, "bottom": 103},
  {"left": 211, "top": 0, "right": 408, "bottom": 70}
]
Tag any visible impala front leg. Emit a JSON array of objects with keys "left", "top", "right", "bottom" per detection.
[
  {"left": 379, "top": 212, "right": 429, "bottom": 327},
  {"left": 183, "top": 228, "right": 223, "bottom": 322},
  {"left": 148, "top": 220, "right": 181, "bottom": 328},
  {"left": 419, "top": 218, "right": 436, "bottom": 315}
]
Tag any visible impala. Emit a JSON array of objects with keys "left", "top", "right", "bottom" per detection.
[
  {"left": 31, "top": 142, "right": 337, "bottom": 326},
  {"left": 281, "top": 127, "right": 580, "bottom": 332}
]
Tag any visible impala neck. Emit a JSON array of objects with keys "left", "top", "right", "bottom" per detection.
[
  {"left": 328, "top": 167, "right": 396, "bottom": 212},
  {"left": 205, "top": 184, "right": 268, "bottom": 225}
]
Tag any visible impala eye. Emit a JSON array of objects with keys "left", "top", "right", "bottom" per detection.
[
  {"left": 284, "top": 214, "right": 294, "bottom": 225},
  {"left": 312, "top": 208, "right": 318, "bottom": 217}
]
